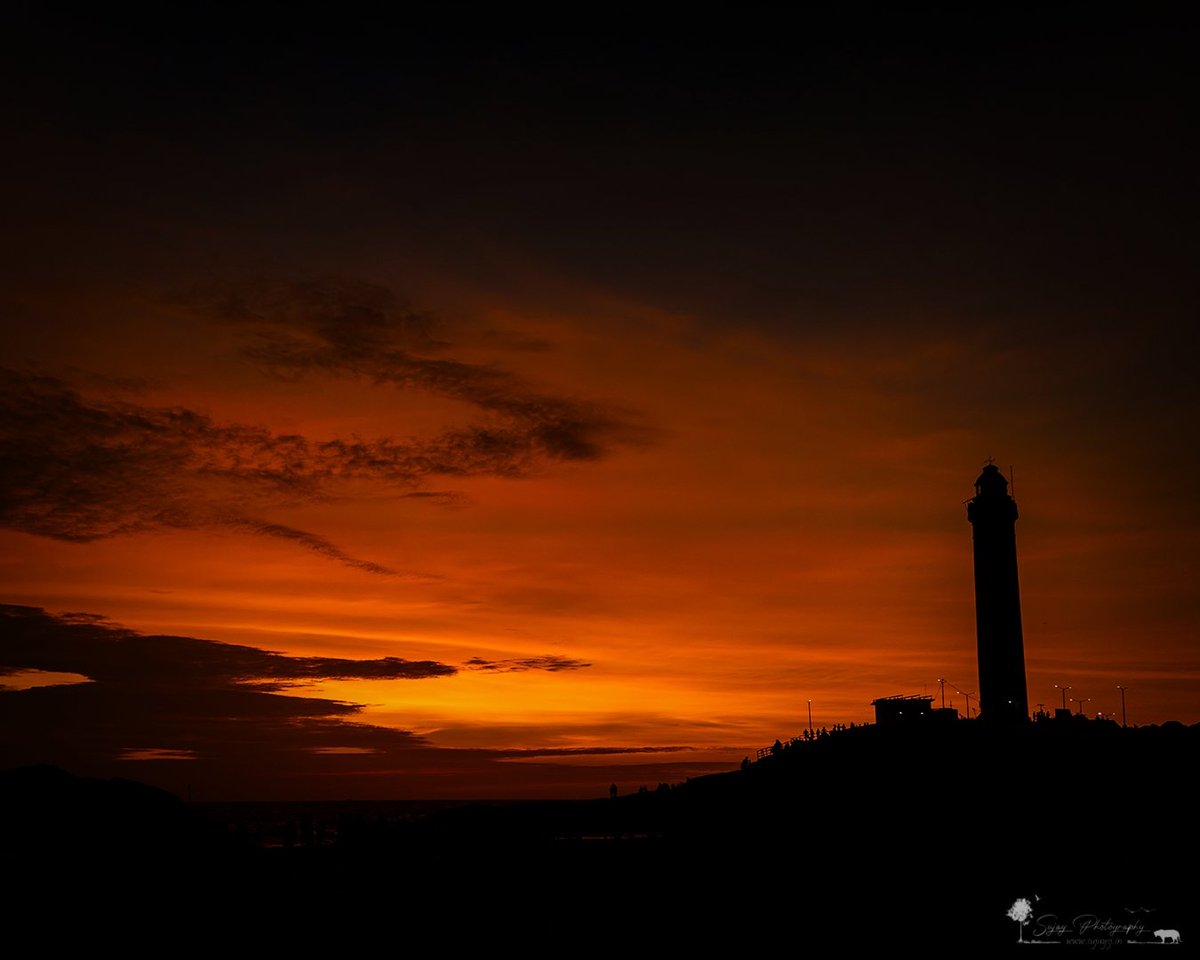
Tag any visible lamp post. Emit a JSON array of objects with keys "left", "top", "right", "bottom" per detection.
[
  {"left": 1070, "top": 697, "right": 1090, "bottom": 717},
  {"left": 807, "top": 699, "right": 813, "bottom": 737},
  {"left": 1055, "top": 684, "right": 1071, "bottom": 712},
  {"left": 937, "top": 677, "right": 946, "bottom": 710},
  {"left": 1117, "top": 686, "right": 1128, "bottom": 728},
  {"left": 948, "top": 682, "right": 976, "bottom": 719}
]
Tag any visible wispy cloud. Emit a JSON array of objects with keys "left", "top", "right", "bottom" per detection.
[
  {"left": 0, "top": 367, "right": 373, "bottom": 565},
  {"left": 197, "top": 277, "right": 653, "bottom": 463},
  {"left": 464, "top": 656, "right": 592, "bottom": 673},
  {"left": 494, "top": 745, "right": 691, "bottom": 758},
  {"left": 225, "top": 518, "right": 398, "bottom": 576},
  {"left": 1, "top": 315, "right": 649, "bottom": 569},
  {"left": 0, "top": 278, "right": 651, "bottom": 571}
]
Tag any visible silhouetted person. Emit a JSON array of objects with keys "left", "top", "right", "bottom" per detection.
[{"left": 609, "top": 783, "right": 618, "bottom": 799}]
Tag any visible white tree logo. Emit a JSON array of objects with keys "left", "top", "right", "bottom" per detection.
[{"left": 1007, "top": 897, "right": 1034, "bottom": 943}]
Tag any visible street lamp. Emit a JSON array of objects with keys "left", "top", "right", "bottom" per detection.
[
  {"left": 1055, "top": 684, "right": 1072, "bottom": 712},
  {"left": 950, "top": 683, "right": 976, "bottom": 719},
  {"left": 1117, "top": 685, "right": 1129, "bottom": 728}
]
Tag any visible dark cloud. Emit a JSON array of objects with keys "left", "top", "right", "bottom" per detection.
[
  {"left": 0, "top": 604, "right": 443, "bottom": 783},
  {"left": 0, "top": 317, "right": 650, "bottom": 569},
  {"left": 0, "top": 604, "right": 456, "bottom": 689},
  {"left": 464, "top": 656, "right": 592, "bottom": 673},
  {"left": 0, "top": 604, "right": 701, "bottom": 799}
]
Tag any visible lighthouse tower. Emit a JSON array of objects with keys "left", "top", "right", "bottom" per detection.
[{"left": 967, "top": 463, "right": 1029, "bottom": 722}]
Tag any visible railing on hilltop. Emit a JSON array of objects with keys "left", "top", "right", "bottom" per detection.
[
  {"left": 755, "top": 735, "right": 806, "bottom": 760},
  {"left": 753, "top": 724, "right": 859, "bottom": 761}
]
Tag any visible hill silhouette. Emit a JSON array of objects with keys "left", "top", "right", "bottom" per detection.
[
  {"left": 0, "top": 763, "right": 211, "bottom": 856},
  {"left": 4, "top": 719, "right": 1193, "bottom": 950}
]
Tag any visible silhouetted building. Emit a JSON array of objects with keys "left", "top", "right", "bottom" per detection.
[
  {"left": 967, "top": 463, "right": 1029, "bottom": 722},
  {"left": 871, "top": 694, "right": 934, "bottom": 725}
]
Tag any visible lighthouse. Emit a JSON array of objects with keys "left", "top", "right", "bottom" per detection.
[{"left": 967, "top": 463, "right": 1029, "bottom": 722}]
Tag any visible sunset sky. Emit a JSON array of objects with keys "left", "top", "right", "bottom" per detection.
[{"left": 2, "top": 9, "right": 1196, "bottom": 799}]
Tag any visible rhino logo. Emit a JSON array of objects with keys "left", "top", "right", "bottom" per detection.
[{"left": 1153, "top": 929, "right": 1181, "bottom": 944}]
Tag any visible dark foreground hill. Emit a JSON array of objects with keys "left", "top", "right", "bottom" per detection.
[{"left": 4, "top": 719, "right": 1194, "bottom": 951}]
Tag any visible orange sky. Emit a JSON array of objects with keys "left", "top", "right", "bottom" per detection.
[{"left": 1, "top": 11, "right": 1196, "bottom": 798}]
